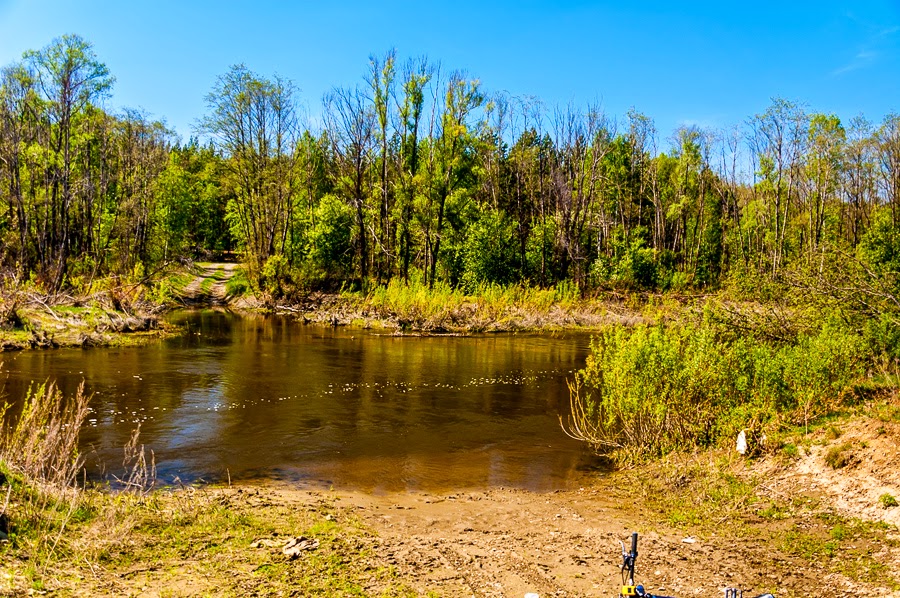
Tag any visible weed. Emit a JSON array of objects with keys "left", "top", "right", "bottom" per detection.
[
  {"left": 824, "top": 443, "right": 853, "bottom": 469},
  {"left": 781, "top": 442, "right": 799, "bottom": 458},
  {"left": 880, "top": 493, "right": 899, "bottom": 508},
  {"left": 0, "top": 380, "right": 93, "bottom": 586},
  {"left": 825, "top": 425, "right": 842, "bottom": 440}
]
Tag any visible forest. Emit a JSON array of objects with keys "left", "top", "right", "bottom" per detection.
[{"left": 1, "top": 34, "right": 899, "bottom": 302}]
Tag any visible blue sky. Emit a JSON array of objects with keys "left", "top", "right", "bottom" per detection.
[{"left": 0, "top": 0, "right": 898, "bottom": 146}]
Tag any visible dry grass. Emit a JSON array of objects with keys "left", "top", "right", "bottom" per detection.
[
  {"left": 0, "top": 381, "right": 90, "bottom": 489},
  {"left": 0, "top": 380, "right": 92, "bottom": 590}
]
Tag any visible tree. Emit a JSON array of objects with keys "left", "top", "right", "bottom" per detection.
[
  {"left": 201, "top": 65, "right": 301, "bottom": 276},
  {"left": 748, "top": 98, "right": 808, "bottom": 275},
  {"left": 324, "top": 85, "right": 375, "bottom": 284},
  {"left": 368, "top": 50, "right": 396, "bottom": 281},
  {"left": 420, "top": 72, "right": 484, "bottom": 287},
  {"left": 394, "top": 57, "right": 431, "bottom": 282},
  {"left": 24, "top": 34, "right": 114, "bottom": 289},
  {"left": 803, "top": 113, "right": 844, "bottom": 255}
]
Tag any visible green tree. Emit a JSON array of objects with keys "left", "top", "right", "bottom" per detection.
[
  {"left": 201, "top": 65, "right": 301, "bottom": 277},
  {"left": 24, "top": 34, "right": 114, "bottom": 289}
]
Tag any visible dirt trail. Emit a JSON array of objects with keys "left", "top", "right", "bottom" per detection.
[
  {"left": 270, "top": 479, "right": 890, "bottom": 598},
  {"left": 309, "top": 418, "right": 900, "bottom": 597},
  {"left": 181, "top": 262, "right": 236, "bottom": 305}
]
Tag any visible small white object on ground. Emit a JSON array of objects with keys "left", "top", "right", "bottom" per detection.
[
  {"left": 282, "top": 536, "right": 320, "bottom": 558},
  {"left": 736, "top": 430, "right": 748, "bottom": 455},
  {"left": 681, "top": 536, "right": 697, "bottom": 544},
  {"left": 524, "top": 594, "right": 540, "bottom": 598}
]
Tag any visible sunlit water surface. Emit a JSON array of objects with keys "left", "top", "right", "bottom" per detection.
[{"left": 3, "top": 310, "right": 602, "bottom": 492}]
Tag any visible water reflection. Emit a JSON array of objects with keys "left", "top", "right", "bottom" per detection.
[{"left": 2, "top": 310, "right": 601, "bottom": 492}]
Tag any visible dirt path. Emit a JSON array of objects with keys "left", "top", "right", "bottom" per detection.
[
  {"left": 181, "top": 262, "right": 237, "bottom": 305},
  {"left": 307, "top": 420, "right": 900, "bottom": 597},
  {"left": 315, "top": 486, "right": 815, "bottom": 598}
]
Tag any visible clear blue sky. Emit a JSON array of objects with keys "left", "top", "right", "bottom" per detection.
[{"left": 1, "top": 0, "right": 898, "bottom": 146}]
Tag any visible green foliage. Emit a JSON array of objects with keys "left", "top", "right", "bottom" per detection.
[
  {"left": 461, "top": 209, "right": 520, "bottom": 290},
  {"left": 3, "top": 41, "right": 900, "bottom": 312},
  {"left": 259, "top": 254, "right": 291, "bottom": 299},
  {"left": 591, "top": 229, "right": 659, "bottom": 290},
  {"left": 858, "top": 208, "right": 900, "bottom": 288},
  {"left": 524, "top": 216, "right": 559, "bottom": 285},
  {"left": 565, "top": 317, "right": 869, "bottom": 460},
  {"left": 155, "top": 141, "right": 231, "bottom": 258},
  {"left": 879, "top": 493, "right": 898, "bottom": 508},
  {"left": 305, "top": 194, "right": 353, "bottom": 284}
]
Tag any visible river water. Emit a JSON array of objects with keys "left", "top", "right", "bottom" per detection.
[{"left": 2, "top": 310, "right": 601, "bottom": 492}]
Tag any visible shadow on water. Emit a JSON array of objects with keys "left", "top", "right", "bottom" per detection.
[{"left": 2, "top": 310, "right": 607, "bottom": 493}]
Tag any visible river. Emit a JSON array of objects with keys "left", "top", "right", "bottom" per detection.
[{"left": 2, "top": 310, "right": 601, "bottom": 492}]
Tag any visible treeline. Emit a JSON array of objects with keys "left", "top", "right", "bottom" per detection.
[
  {"left": 2, "top": 35, "right": 899, "bottom": 296},
  {"left": 0, "top": 35, "right": 227, "bottom": 292}
]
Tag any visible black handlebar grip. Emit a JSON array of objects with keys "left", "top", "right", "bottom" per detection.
[{"left": 631, "top": 532, "right": 638, "bottom": 556}]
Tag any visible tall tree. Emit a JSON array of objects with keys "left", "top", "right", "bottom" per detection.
[
  {"left": 394, "top": 57, "right": 431, "bottom": 282},
  {"left": 368, "top": 50, "right": 396, "bottom": 281},
  {"left": 24, "top": 34, "right": 113, "bottom": 289},
  {"left": 421, "top": 72, "right": 483, "bottom": 287},
  {"left": 325, "top": 85, "right": 375, "bottom": 283},
  {"left": 201, "top": 65, "right": 301, "bottom": 275}
]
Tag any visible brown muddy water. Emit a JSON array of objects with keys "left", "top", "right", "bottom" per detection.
[{"left": 2, "top": 310, "right": 603, "bottom": 492}]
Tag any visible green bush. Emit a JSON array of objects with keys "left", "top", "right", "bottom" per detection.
[
  {"left": 306, "top": 194, "right": 353, "bottom": 283},
  {"left": 565, "top": 318, "right": 869, "bottom": 461},
  {"left": 879, "top": 493, "right": 898, "bottom": 508},
  {"left": 461, "top": 210, "right": 520, "bottom": 290}
]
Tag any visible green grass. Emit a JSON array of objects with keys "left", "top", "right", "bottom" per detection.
[
  {"left": 225, "top": 268, "right": 250, "bottom": 297},
  {"left": 351, "top": 276, "right": 586, "bottom": 332},
  {"left": 1, "top": 481, "right": 421, "bottom": 596},
  {"left": 779, "top": 517, "right": 898, "bottom": 587}
]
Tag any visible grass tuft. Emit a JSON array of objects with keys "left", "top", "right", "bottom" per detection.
[{"left": 824, "top": 443, "right": 854, "bottom": 469}]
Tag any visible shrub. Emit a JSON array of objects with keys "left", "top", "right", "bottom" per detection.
[
  {"left": 879, "top": 493, "right": 898, "bottom": 508},
  {"left": 563, "top": 318, "right": 869, "bottom": 461}
]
